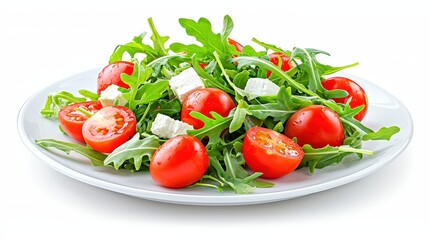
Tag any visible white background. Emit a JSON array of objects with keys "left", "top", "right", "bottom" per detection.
[{"left": 1, "top": 0, "right": 427, "bottom": 239}]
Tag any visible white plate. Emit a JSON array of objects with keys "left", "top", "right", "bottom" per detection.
[{"left": 17, "top": 68, "right": 413, "bottom": 206}]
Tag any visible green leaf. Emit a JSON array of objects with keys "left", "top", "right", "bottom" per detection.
[
  {"left": 35, "top": 139, "right": 106, "bottom": 166},
  {"left": 191, "top": 55, "right": 234, "bottom": 94},
  {"left": 363, "top": 126, "right": 400, "bottom": 141},
  {"left": 301, "top": 144, "right": 373, "bottom": 173},
  {"left": 104, "top": 134, "right": 160, "bottom": 170},
  {"left": 187, "top": 111, "right": 232, "bottom": 145},
  {"left": 223, "top": 148, "right": 248, "bottom": 179},
  {"left": 40, "top": 91, "right": 87, "bottom": 118},
  {"left": 109, "top": 33, "right": 158, "bottom": 63},
  {"left": 252, "top": 37, "right": 291, "bottom": 54},
  {"left": 170, "top": 16, "right": 236, "bottom": 59},
  {"left": 135, "top": 80, "right": 169, "bottom": 105},
  {"left": 229, "top": 100, "right": 251, "bottom": 133},
  {"left": 120, "top": 63, "right": 154, "bottom": 110},
  {"left": 221, "top": 15, "right": 234, "bottom": 42},
  {"left": 248, "top": 86, "right": 296, "bottom": 120},
  {"left": 303, "top": 48, "right": 359, "bottom": 76},
  {"left": 78, "top": 89, "right": 99, "bottom": 101},
  {"left": 232, "top": 70, "right": 250, "bottom": 89},
  {"left": 148, "top": 17, "right": 169, "bottom": 56}
]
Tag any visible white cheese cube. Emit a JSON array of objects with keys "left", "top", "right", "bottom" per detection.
[
  {"left": 150, "top": 113, "right": 194, "bottom": 139},
  {"left": 244, "top": 78, "right": 280, "bottom": 100},
  {"left": 169, "top": 68, "right": 205, "bottom": 103},
  {"left": 99, "top": 84, "right": 127, "bottom": 107}
]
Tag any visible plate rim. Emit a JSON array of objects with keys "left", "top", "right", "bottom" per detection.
[{"left": 17, "top": 68, "right": 414, "bottom": 206}]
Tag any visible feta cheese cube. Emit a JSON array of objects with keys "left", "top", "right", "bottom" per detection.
[
  {"left": 169, "top": 68, "right": 205, "bottom": 103},
  {"left": 244, "top": 78, "right": 280, "bottom": 100},
  {"left": 99, "top": 84, "right": 127, "bottom": 107},
  {"left": 151, "top": 113, "right": 194, "bottom": 139}
]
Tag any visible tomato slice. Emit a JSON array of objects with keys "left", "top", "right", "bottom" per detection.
[
  {"left": 242, "top": 127, "right": 304, "bottom": 179},
  {"left": 97, "top": 61, "right": 134, "bottom": 95},
  {"left": 82, "top": 106, "right": 136, "bottom": 153},
  {"left": 150, "top": 135, "right": 209, "bottom": 188},
  {"left": 58, "top": 101, "right": 102, "bottom": 143}
]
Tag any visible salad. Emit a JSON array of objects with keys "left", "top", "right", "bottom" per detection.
[{"left": 35, "top": 15, "right": 400, "bottom": 194}]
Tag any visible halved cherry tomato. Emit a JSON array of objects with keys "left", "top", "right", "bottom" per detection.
[
  {"left": 82, "top": 106, "right": 136, "bottom": 153},
  {"left": 97, "top": 61, "right": 134, "bottom": 94},
  {"left": 228, "top": 38, "right": 243, "bottom": 52},
  {"left": 322, "top": 77, "right": 368, "bottom": 121},
  {"left": 242, "top": 127, "right": 304, "bottom": 179},
  {"left": 284, "top": 105, "right": 344, "bottom": 148},
  {"left": 58, "top": 101, "right": 102, "bottom": 143},
  {"left": 150, "top": 135, "right": 209, "bottom": 188},
  {"left": 181, "top": 88, "right": 235, "bottom": 129},
  {"left": 267, "top": 52, "right": 292, "bottom": 77}
]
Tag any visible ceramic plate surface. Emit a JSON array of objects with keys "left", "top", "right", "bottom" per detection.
[{"left": 17, "top": 68, "right": 413, "bottom": 205}]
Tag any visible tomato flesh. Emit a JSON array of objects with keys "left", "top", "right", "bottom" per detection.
[
  {"left": 97, "top": 61, "right": 134, "bottom": 94},
  {"left": 82, "top": 106, "right": 136, "bottom": 153},
  {"left": 284, "top": 105, "right": 344, "bottom": 148},
  {"left": 150, "top": 135, "right": 209, "bottom": 188},
  {"left": 322, "top": 77, "right": 368, "bottom": 121},
  {"left": 181, "top": 88, "right": 235, "bottom": 129},
  {"left": 242, "top": 127, "right": 304, "bottom": 179},
  {"left": 267, "top": 52, "right": 292, "bottom": 77},
  {"left": 58, "top": 101, "right": 102, "bottom": 143}
]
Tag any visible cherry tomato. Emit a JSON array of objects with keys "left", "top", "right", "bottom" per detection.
[
  {"left": 97, "top": 61, "right": 134, "bottom": 94},
  {"left": 322, "top": 77, "right": 368, "bottom": 121},
  {"left": 267, "top": 52, "right": 292, "bottom": 77},
  {"left": 82, "top": 106, "right": 136, "bottom": 153},
  {"left": 150, "top": 135, "right": 209, "bottom": 188},
  {"left": 284, "top": 105, "right": 344, "bottom": 148},
  {"left": 58, "top": 101, "right": 102, "bottom": 143},
  {"left": 228, "top": 38, "right": 243, "bottom": 52},
  {"left": 242, "top": 127, "right": 304, "bottom": 179},
  {"left": 181, "top": 88, "right": 235, "bottom": 129}
]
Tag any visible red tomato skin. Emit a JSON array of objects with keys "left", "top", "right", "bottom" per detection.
[
  {"left": 150, "top": 136, "right": 209, "bottom": 189},
  {"left": 322, "top": 77, "right": 368, "bottom": 121},
  {"left": 82, "top": 106, "right": 136, "bottom": 153},
  {"left": 97, "top": 61, "right": 134, "bottom": 94},
  {"left": 58, "top": 101, "right": 102, "bottom": 143},
  {"left": 242, "top": 127, "right": 304, "bottom": 179},
  {"left": 228, "top": 38, "right": 243, "bottom": 52},
  {"left": 267, "top": 52, "right": 292, "bottom": 77},
  {"left": 181, "top": 88, "right": 235, "bottom": 129},
  {"left": 284, "top": 105, "right": 344, "bottom": 148}
]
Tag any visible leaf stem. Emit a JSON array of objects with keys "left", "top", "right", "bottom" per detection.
[{"left": 75, "top": 107, "right": 94, "bottom": 117}]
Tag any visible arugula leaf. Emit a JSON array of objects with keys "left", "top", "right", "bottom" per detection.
[
  {"left": 109, "top": 33, "right": 158, "bottom": 63},
  {"left": 303, "top": 48, "right": 359, "bottom": 76},
  {"left": 78, "top": 89, "right": 99, "bottom": 101},
  {"left": 104, "top": 134, "right": 160, "bottom": 171},
  {"left": 191, "top": 55, "right": 234, "bottom": 94},
  {"left": 363, "top": 126, "right": 400, "bottom": 141},
  {"left": 187, "top": 111, "right": 232, "bottom": 145},
  {"left": 40, "top": 91, "right": 87, "bottom": 118},
  {"left": 35, "top": 139, "right": 106, "bottom": 166},
  {"left": 134, "top": 80, "right": 169, "bottom": 105},
  {"left": 148, "top": 17, "right": 169, "bottom": 56},
  {"left": 248, "top": 86, "right": 296, "bottom": 121},
  {"left": 170, "top": 15, "right": 237, "bottom": 59},
  {"left": 229, "top": 100, "right": 251, "bottom": 133},
  {"left": 120, "top": 62, "right": 154, "bottom": 110},
  {"left": 301, "top": 144, "right": 373, "bottom": 173}
]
